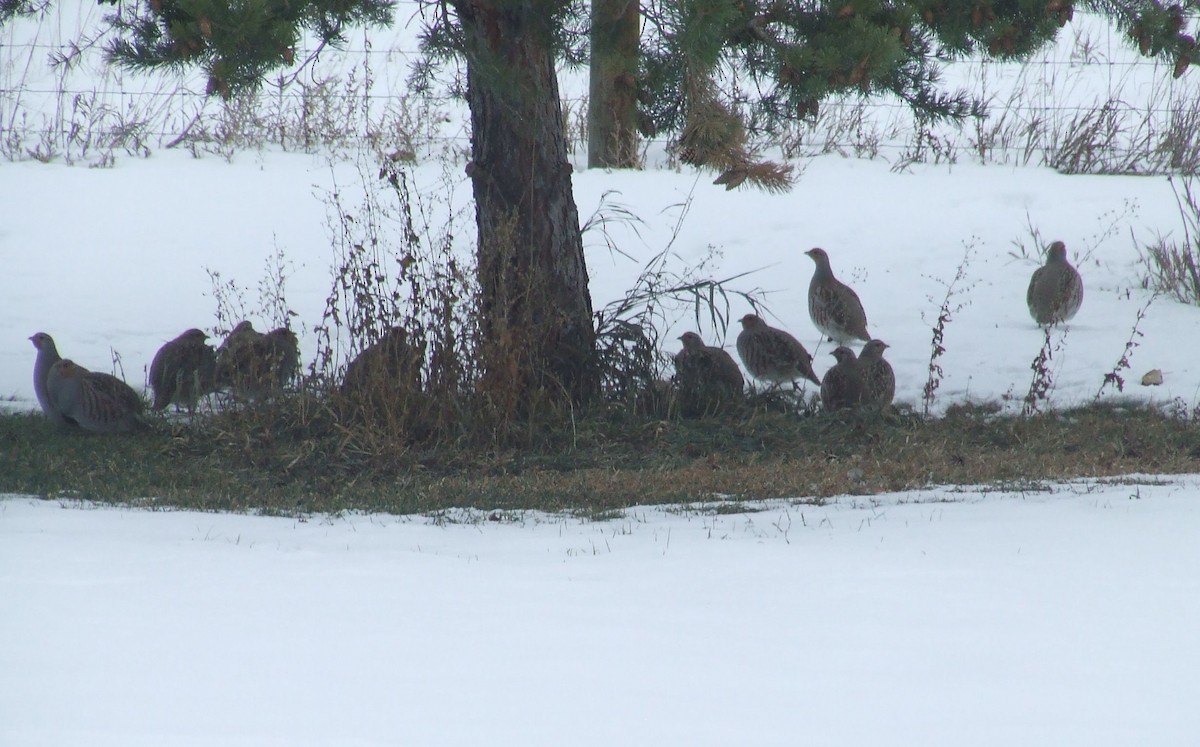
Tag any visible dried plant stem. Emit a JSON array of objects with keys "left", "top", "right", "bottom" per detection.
[
  {"left": 1095, "top": 294, "right": 1156, "bottom": 401},
  {"left": 922, "top": 244, "right": 976, "bottom": 418}
]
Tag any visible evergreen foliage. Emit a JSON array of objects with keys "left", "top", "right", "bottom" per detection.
[
  {"left": 16, "top": 1, "right": 1190, "bottom": 187},
  {"left": 98, "top": 0, "right": 394, "bottom": 96},
  {"left": 640, "top": 0, "right": 1199, "bottom": 188},
  {"left": 0, "top": 0, "right": 48, "bottom": 23}
]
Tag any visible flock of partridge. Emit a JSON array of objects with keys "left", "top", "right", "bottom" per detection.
[
  {"left": 28, "top": 322, "right": 300, "bottom": 434},
  {"left": 672, "top": 241, "right": 1083, "bottom": 415},
  {"left": 26, "top": 242, "right": 1083, "bottom": 432}
]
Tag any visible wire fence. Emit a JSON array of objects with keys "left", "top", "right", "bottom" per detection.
[{"left": 2, "top": 7, "right": 1199, "bottom": 172}]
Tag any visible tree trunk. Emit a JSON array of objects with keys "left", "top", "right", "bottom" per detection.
[
  {"left": 456, "top": 0, "right": 598, "bottom": 411},
  {"left": 588, "top": 0, "right": 640, "bottom": 168}
]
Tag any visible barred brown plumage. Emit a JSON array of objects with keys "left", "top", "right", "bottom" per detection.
[
  {"left": 46, "top": 359, "right": 147, "bottom": 434},
  {"left": 820, "top": 346, "right": 863, "bottom": 412},
  {"left": 149, "top": 328, "right": 217, "bottom": 412},
  {"left": 858, "top": 339, "right": 895, "bottom": 408},
  {"left": 341, "top": 327, "right": 423, "bottom": 397},
  {"left": 735, "top": 313, "right": 821, "bottom": 387},
  {"left": 1027, "top": 241, "right": 1083, "bottom": 325},
  {"left": 805, "top": 247, "right": 871, "bottom": 345},
  {"left": 214, "top": 320, "right": 265, "bottom": 392},
  {"left": 673, "top": 331, "right": 745, "bottom": 415},
  {"left": 215, "top": 322, "right": 299, "bottom": 400}
]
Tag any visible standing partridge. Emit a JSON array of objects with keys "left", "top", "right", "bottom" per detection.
[
  {"left": 1027, "top": 241, "right": 1083, "bottom": 325},
  {"left": 149, "top": 328, "right": 218, "bottom": 412},
  {"left": 858, "top": 339, "right": 895, "bottom": 408},
  {"left": 46, "top": 359, "right": 147, "bottom": 433},
  {"left": 805, "top": 247, "right": 871, "bottom": 344},
  {"left": 820, "top": 346, "right": 863, "bottom": 412},
  {"left": 673, "top": 331, "right": 745, "bottom": 415},
  {"left": 736, "top": 313, "right": 821, "bottom": 387},
  {"left": 29, "top": 332, "right": 70, "bottom": 426}
]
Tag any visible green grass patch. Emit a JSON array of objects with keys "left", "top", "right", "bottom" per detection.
[{"left": 3, "top": 401, "right": 1199, "bottom": 517}]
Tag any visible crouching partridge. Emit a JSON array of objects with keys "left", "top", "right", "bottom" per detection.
[
  {"left": 858, "top": 339, "right": 895, "bottom": 408},
  {"left": 46, "top": 359, "right": 147, "bottom": 433},
  {"left": 214, "top": 321, "right": 264, "bottom": 391},
  {"left": 673, "top": 331, "right": 745, "bottom": 415},
  {"left": 216, "top": 322, "right": 300, "bottom": 399},
  {"left": 1027, "top": 240, "right": 1083, "bottom": 326},
  {"left": 149, "top": 328, "right": 217, "bottom": 412},
  {"left": 820, "top": 346, "right": 863, "bottom": 412}
]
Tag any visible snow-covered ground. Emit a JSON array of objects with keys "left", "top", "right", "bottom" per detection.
[
  {"left": 3, "top": 479, "right": 1200, "bottom": 746},
  {"left": 2, "top": 150, "right": 1197, "bottom": 415}
]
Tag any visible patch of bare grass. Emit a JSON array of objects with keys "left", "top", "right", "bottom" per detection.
[{"left": 4, "top": 401, "right": 1198, "bottom": 516}]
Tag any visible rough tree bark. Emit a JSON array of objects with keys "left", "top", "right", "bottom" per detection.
[
  {"left": 588, "top": 0, "right": 640, "bottom": 168},
  {"left": 455, "top": 0, "right": 598, "bottom": 410}
]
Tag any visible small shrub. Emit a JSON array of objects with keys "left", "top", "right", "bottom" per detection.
[
  {"left": 921, "top": 242, "right": 977, "bottom": 417},
  {"left": 1023, "top": 327, "right": 1062, "bottom": 415},
  {"left": 1095, "top": 293, "right": 1155, "bottom": 400},
  {"left": 588, "top": 188, "right": 763, "bottom": 412},
  {"left": 1139, "top": 177, "right": 1200, "bottom": 305}
]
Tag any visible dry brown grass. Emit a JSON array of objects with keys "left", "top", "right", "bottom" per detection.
[{"left": 4, "top": 400, "right": 1198, "bottom": 517}]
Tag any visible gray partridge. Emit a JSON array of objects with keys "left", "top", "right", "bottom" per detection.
[
  {"left": 342, "top": 327, "right": 423, "bottom": 396},
  {"left": 820, "top": 346, "right": 863, "bottom": 412},
  {"left": 259, "top": 327, "right": 301, "bottom": 390},
  {"left": 46, "top": 359, "right": 147, "bottom": 433},
  {"left": 1027, "top": 241, "right": 1083, "bottom": 325},
  {"left": 858, "top": 339, "right": 895, "bottom": 408},
  {"left": 673, "top": 331, "right": 745, "bottom": 415},
  {"left": 149, "top": 328, "right": 217, "bottom": 412},
  {"left": 29, "top": 332, "right": 70, "bottom": 427},
  {"left": 227, "top": 326, "right": 300, "bottom": 400},
  {"left": 805, "top": 247, "right": 871, "bottom": 344},
  {"left": 736, "top": 313, "right": 821, "bottom": 387},
  {"left": 214, "top": 320, "right": 264, "bottom": 390},
  {"left": 340, "top": 327, "right": 424, "bottom": 425}
]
